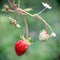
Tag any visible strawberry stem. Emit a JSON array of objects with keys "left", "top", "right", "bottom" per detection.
[
  {"left": 8, "top": 0, "right": 54, "bottom": 34},
  {"left": 23, "top": 16, "right": 29, "bottom": 38},
  {"left": 18, "top": 0, "right": 20, "bottom": 8},
  {"left": 34, "top": 14, "right": 53, "bottom": 32},
  {"left": 35, "top": 8, "right": 46, "bottom": 15}
]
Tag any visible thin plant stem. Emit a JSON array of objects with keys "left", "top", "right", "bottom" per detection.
[
  {"left": 34, "top": 14, "right": 53, "bottom": 32},
  {"left": 8, "top": 0, "right": 13, "bottom": 7},
  {"left": 23, "top": 16, "right": 29, "bottom": 38},
  {"left": 8, "top": 0, "right": 54, "bottom": 32},
  {"left": 36, "top": 8, "right": 46, "bottom": 15},
  {"left": 13, "top": 0, "right": 15, "bottom": 4},
  {"left": 18, "top": 0, "right": 20, "bottom": 8}
]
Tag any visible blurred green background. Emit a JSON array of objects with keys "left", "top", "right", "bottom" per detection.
[{"left": 0, "top": 0, "right": 60, "bottom": 60}]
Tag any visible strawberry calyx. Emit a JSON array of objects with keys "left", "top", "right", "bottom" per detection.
[{"left": 20, "top": 35, "right": 34, "bottom": 45}]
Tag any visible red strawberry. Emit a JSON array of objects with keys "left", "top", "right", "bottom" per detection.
[{"left": 15, "top": 39, "right": 29, "bottom": 56}]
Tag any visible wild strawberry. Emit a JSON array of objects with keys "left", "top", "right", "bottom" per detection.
[
  {"left": 39, "top": 30, "right": 49, "bottom": 41},
  {"left": 15, "top": 39, "right": 29, "bottom": 56}
]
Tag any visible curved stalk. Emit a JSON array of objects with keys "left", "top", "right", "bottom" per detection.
[
  {"left": 34, "top": 14, "right": 53, "bottom": 32},
  {"left": 23, "top": 16, "right": 29, "bottom": 38}
]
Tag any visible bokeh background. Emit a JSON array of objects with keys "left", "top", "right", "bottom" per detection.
[{"left": 0, "top": 0, "right": 60, "bottom": 60}]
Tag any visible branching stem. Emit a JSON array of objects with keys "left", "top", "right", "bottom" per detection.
[{"left": 8, "top": 0, "right": 53, "bottom": 32}]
